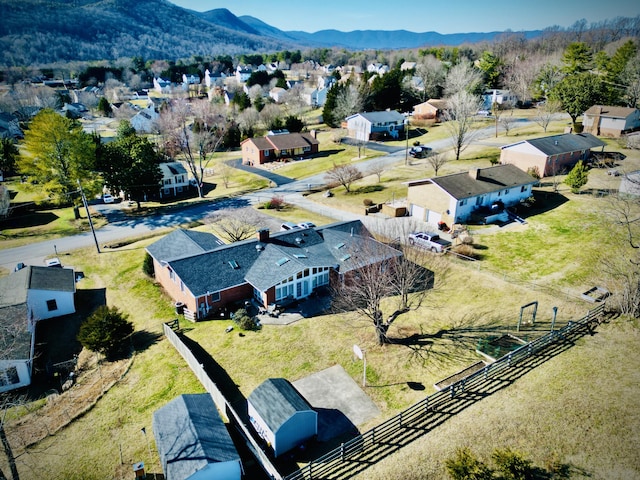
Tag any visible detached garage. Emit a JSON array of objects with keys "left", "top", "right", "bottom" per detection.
[
  {"left": 153, "top": 394, "right": 242, "bottom": 480},
  {"left": 248, "top": 378, "right": 317, "bottom": 457}
]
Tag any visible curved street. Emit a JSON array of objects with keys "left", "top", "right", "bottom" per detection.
[{"left": 0, "top": 120, "right": 531, "bottom": 271}]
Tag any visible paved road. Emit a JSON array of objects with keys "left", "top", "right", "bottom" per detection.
[{"left": 0, "top": 120, "right": 533, "bottom": 271}]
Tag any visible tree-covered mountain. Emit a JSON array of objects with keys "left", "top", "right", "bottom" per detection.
[
  {"left": 0, "top": 0, "right": 294, "bottom": 66},
  {"left": 1, "top": 0, "right": 626, "bottom": 67}
]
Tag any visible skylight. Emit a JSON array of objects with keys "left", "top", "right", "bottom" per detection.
[
  {"left": 334, "top": 242, "right": 345, "bottom": 249},
  {"left": 276, "top": 258, "right": 290, "bottom": 266},
  {"left": 293, "top": 254, "right": 307, "bottom": 259},
  {"left": 228, "top": 260, "right": 240, "bottom": 269},
  {"left": 340, "top": 254, "right": 351, "bottom": 261}
]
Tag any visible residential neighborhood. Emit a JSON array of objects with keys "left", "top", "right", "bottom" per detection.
[{"left": 0, "top": 5, "right": 639, "bottom": 480}]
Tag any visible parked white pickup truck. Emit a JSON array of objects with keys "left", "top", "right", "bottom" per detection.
[{"left": 408, "top": 232, "right": 451, "bottom": 252}]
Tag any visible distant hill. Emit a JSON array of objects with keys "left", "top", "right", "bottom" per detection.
[{"left": 0, "top": 0, "right": 556, "bottom": 66}]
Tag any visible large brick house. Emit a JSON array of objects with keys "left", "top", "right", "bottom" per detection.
[
  {"left": 241, "top": 132, "right": 319, "bottom": 166},
  {"left": 500, "top": 132, "right": 605, "bottom": 178},
  {"left": 146, "top": 220, "right": 401, "bottom": 321}
]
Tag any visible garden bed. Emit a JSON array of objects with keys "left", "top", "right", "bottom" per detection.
[
  {"left": 434, "top": 360, "right": 487, "bottom": 391},
  {"left": 476, "top": 334, "right": 528, "bottom": 361}
]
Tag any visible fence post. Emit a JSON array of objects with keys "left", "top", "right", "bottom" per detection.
[
  {"left": 340, "top": 443, "right": 345, "bottom": 461},
  {"left": 425, "top": 397, "right": 429, "bottom": 413}
]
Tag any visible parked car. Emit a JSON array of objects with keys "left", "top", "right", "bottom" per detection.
[
  {"left": 280, "top": 222, "right": 300, "bottom": 231},
  {"left": 45, "top": 257, "right": 62, "bottom": 268},
  {"left": 102, "top": 194, "right": 115, "bottom": 204},
  {"left": 297, "top": 222, "right": 316, "bottom": 229},
  {"left": 14, "top": 262, "right": 25, "bottom": 272},
  {"left": 409, "top": 145, "right": 432, "bottom": 158},
  {"left": 408, "top": 232, "right": 451, "bottom": 252}
]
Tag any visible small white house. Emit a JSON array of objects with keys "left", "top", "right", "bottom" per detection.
[
  {"left": 0, "top": 266, "right": 76, "bottom": 392},
  {"left": 406, "top": 164, "right": 538, "bottom": 228},
  {"left": 248, "top": 378, "right": 317, "bottom": 457},
  {"left": 583, "top": 105, "right": 640, "bottom": 138},
  {"left": 345, "top": 111, "right": 406, "bottom": 141},
  {"left": 130, "top": 103, "right": 159, "bottom": 134},
  {"left": 159, "top": 162, "right": 189, "bottom": 198},
  {"left": 482, "top": 89, "right": 518, "bottom": 110},
  {"left": 153, "top": 394, "right": 242, "bottom": 480}
]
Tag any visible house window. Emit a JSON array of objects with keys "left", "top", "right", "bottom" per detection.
[
  {"left": 264, "top": 150, "right": 269, "bottom": 156},
  {"left": 180, "top": 280, "right": 185, "bottom": 292},
  {"left": 164, "top": 179, "right": 172, "bottom": 185},
  {"left": 505, "top": 189, "right": 510, "bottom": 195},
  {"left": 209, "top": 291, "right": 220, "bottom": 302},
  {"left": 0, "top": 367, "right": 19, "bottom": 386},
  {"left": 459, "top": 199, "right": 467, "bottom": 206},
  {"left": 169, "top": 268, "right": 175, "bottom": 281},
  {"left": 521, "top": 185, "right": 527, "bottom": 193},
  {"left": 46, "top": 299, "right": 58, "bottom": 311}
]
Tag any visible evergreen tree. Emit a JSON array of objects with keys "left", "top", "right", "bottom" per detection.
[
  {"left": 564, "top": 160, "right": 589, "bottom": 193},
  {"left": 77, "top": 305, "right": 134, "bottom": 360}
]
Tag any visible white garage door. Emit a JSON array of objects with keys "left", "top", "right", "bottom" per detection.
[
  {"left": 410, "top": 204, "right": 425, "bottom": 221},
  {"left": 426, "top": 210, "right": 441, "bottom": 227}
]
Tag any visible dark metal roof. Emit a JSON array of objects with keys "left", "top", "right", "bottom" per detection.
[
  {"left": 152, "top": 394, "right": 240, "bottom": 480},
  {"left": 351, "top": 110, "right": 405, "bottom": 124},
  {"left": 165, "top": 220, "right": 401, "bottom": 296},
  {"left": 146, "top": 228, "right": 224, "bottom": 263},
  {"left": 419, "top": 164, "right": 538, "bottom": 200},
  {"left": 248, "top": 378, "right": 313, "bottom": 432},
  {"left": 511, "top": 132, "right": 606, "bottom": 156}
]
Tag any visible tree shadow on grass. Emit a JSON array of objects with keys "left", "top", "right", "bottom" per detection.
[{"left": 0, "top": 211, "right": 59, "bottom": 229}]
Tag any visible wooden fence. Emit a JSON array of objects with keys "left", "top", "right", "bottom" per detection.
[
  {"left": 163, "top": 322, "right": 284, "bottom": 480},
  {"left": 283, "top": 303, "right": 606, "bottom": 480}
]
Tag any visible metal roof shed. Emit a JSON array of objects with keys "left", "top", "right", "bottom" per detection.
[
  {"left": 248, "top": 378, "right": 318, "bottom": 457},
  {"left": 152, "top": 394, "right": 242, "bottom": 480}
]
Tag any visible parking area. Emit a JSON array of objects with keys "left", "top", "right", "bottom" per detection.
[{"left": 294, "top": 364, "right": 380, "bottom": 441}]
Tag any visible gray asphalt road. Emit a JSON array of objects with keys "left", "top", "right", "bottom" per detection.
[{"left": 0, "top": 120, "right": 534, "bottom": 271}]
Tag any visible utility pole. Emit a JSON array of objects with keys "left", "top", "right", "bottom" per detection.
[
  {"left": 77, "top": 180, "right": 101, "bottom": 254},
  {"left": 404, "top": 118, "right": 409, "bottom": 165}
]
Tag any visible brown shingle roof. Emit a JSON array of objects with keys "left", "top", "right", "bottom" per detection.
[{"left": 584, "top": 105, "right": 637, "bottom": 118}]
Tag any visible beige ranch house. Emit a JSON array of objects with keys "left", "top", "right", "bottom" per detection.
[{"left": 406, "top": 164, "right": 538, "bottom": 228}]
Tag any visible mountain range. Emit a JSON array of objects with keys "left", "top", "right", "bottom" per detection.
[{"left": 0, "top": 0, "right": 543, "bottom": 66}]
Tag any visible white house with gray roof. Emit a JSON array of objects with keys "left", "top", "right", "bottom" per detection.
[
  {"left": 500, "top": 132, "right": 605, "bottom": 178},
  {"left": 345, "top": 111, "right": 406, "bottom": 141},
  {"left": 0, "top": 266, "right": 76, "bottom": 392},
  {"left": 153, "top": 394, "right": 242, "bottom": 480},
  {"left": 248, "top": 378, "right": 317, "bottom": 457},
  {"left": 406, "top": 164, "right": 538, "bottom": 228},
  {"left": 146, "top": 220, "right": 401, "bottom": 321}
]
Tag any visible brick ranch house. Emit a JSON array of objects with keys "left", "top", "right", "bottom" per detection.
[
  {"left": 241, "top": 131, "right": 319, "bottom": 166},
  {"left": 146, "top": 220, "right": 401, "bottom": 321},
  {"left": 582, "top": 105, "right": 640, "bottom": 138},
  {"left": 500, "top": 132, "right": 606, "bottom": 178}
]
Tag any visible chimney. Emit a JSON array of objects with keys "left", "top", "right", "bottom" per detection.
[
  {"left": 257, "top": 228, "right": 269, "bottom": 243},
  {"left": 310, "top": 129, "right": 317, "bottom": 139},
  {"left": 469, "top": 168, "right": 480, "bottom": 180}
]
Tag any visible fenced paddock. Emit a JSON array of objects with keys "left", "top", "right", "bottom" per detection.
[
  {"left": 283, "top": 303, "right": 605, "bottom": 480},
  {"left": 163, "top": 304, "right": 605, "bottom": 480}
]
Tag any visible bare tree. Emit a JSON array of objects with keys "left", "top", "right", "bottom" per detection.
[
  {"left": 443, "top": 91, "right": 483, "bottom": 160},
  {"left": 444, "top": 61, "right": 482, "bottom": 96},
  {"left": 533, "top": 99, "right": 562, "bottom": 133},
  {"left": 600, "top": 190, "right": 640, "bottom": 317},
  {"left": 502, "top": 54, "right": 547, "bottom": 104},
  {"left": 332, "top": 83, "right": 364, "bottom": 124},
  {"left": 414, "top": 55, "right": 445, "bottom": 101},
  {"left": 218, "top": 162, "right": 233, "bottom": 189},
  {"left": 325, "top": 163, "right": 363, "bottom": 193},
  {"left": 331, "top": 224, "right": 443, "bottom": 345},
  {"left": 497, "top": 102, "right": 518, "bottom": 136},
  {"left": 157, "top": 99, "right": 226, "bottom": 198},
  {"left": 259, "top": 103, "right": 283, "bottom": 130},
  {"left": 620, "top": 53, "right": 640, "bottom": 108},
  {"left": 205, "top": 207, "right": 262, "bottom": 242},
  {"left": 368, "top": 161, "right": 385, "bottom": 182},
  {"left": 426, "top": 151, "right": 448, "bottom": 176},
  {"left": 237, "top": 107, "right": 260, "bottom": 137},
  {"left": 330, "top": 128, "right": 347, "bottom": 144}
]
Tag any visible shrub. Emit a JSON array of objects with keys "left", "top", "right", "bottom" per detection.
[
  {"left": 232, "top": 308, "right": 259, "bottom": 331},
  {"left": 453, "top": 244, "right": 478, "bottom": 259},
  {"left": 77, "top": 306, "right": 134, "bottom": 360},
  {"left": 363, "top": 198, "right": 374, "bottom": 206},
  {"left": 269, "top": 196, "right": 285, "bottom": 210},
  {"left": 526, "top": 166, "right": 541, "bottom": 179},
  {"left": 142, "top": 252, "right": 154, "bottom": 277}
]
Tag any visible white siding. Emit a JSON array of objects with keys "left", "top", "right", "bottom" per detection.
[{"left": 27, "top": 290, "right": 75, "bottom": 320}]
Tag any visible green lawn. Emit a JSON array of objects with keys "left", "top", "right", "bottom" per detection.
[{"left": 3, "top": 114, "right": 639, "bottom": 479}]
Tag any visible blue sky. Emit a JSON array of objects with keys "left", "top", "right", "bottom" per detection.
[{"left": 168, "top": 0, "right": 638, "bottom": 34}]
